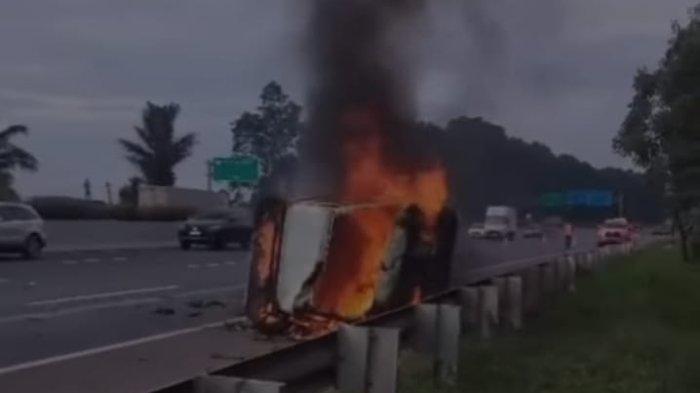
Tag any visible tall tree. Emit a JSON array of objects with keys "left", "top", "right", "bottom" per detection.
[
  {"left": 232, "top": 82, "right": 301, "bottom": 174},
  {"left": 119, "top": 102, "right": 197, "bottom": 186},
  {"left": 614, "top": 6, "right": 700, "bottom": 260},
  {"left": 0, "top": 125, "right": 38, "bottom": 201},
  {"left": 231, "top": 81, "right": 302, "bottom": 197}
]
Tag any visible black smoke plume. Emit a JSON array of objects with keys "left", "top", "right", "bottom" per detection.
[{"left": 299, "top": 0, "right": 433, "bottom": 198}]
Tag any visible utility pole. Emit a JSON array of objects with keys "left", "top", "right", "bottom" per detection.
[
  {"left": 105, "top": 182, "right": 113, "bottom": 205},
  {"left": 617, "top": 193, "right": 624, "bottom": 217},
  {"left": 83, "top": 178, "right": 92, "bottom": 200},
  {"left": 206, "top": 160, "right": 213, "bottom": 191}
]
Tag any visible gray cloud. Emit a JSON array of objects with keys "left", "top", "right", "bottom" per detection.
[{"left": 0, "top": 0, "right": 695, "bottom": 198}]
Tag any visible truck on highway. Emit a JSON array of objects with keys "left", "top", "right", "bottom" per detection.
[{"left": 484, "top": 206, "right": 518, "bottom": 240}]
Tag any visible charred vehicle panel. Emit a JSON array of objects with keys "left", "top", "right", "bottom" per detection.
[{"left": 246, "top": 199, "right": 457, "bottom": 336}]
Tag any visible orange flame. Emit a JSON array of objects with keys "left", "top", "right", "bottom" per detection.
[
  {"left": 256, "top": 219, "right": 277, "bottom": 284},
  {"left": 411, "top": 286, "right": 423, "bottom": 306},
  {"left": 311, "top": 107, "right": 449, "bottom": 319}
]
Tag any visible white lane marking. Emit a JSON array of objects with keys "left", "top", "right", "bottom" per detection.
[
  {"left": 205, "top": 263, "right": 220, "bottom": 268},
  {"left": 27, "top": 285, "right": 179, "bottom": 307},
  {"left": 174, "top": 285, "right": 246, "bottom": 298},
  {"left": 83, "top": 258, "right": 101, "bottom": 263},
  {"left": 61, "top": 260, "right": 78, "bottom": 265},
  {"left": 0, "top": 298, "right": 162, "bottom": 325},
  {"left": 112, "top": 257, "right": 128, "bottom": 262},
  {"left": 187, "top": 264, "right": 200, "bottom": 269},
  {"left": 0, "top": 316, "right": 247, "bottom": 377},
  {"left": 223, "top": 261, "right": 237, "bottom": 266},
  {"left": 0, "top": 278, "right": 8, "bottom": 284}
]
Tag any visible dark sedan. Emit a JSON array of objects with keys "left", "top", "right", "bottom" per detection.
[{"left": 178, "top": 209, "right": 253, "bottom": 250}]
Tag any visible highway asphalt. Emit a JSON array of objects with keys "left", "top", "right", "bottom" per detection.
[
  {"left": 0, "top": 225, "right": 598, "bottom": 369},
  {"left": 0, "top": 247, "right": 249, "bottom": 368}
]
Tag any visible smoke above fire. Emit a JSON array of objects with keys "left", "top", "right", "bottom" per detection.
[
  {"left": 292, "top": 0, "right": 449, "bottom": 323},
  {"left": 301, "top": 0, "right": 441, "bottom": 198},
  {"left": 246, "top": 1, "right": 458, "bottom": 337}
]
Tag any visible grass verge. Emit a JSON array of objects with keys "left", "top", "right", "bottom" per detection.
[{"left": 400, "top": 246, "right": 700, "bottom": 393}]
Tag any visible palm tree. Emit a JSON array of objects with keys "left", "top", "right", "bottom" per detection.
[
  {"left": 119, "top": 102, "right": 197, "bottom": 186},
  {"left": 0, "top": 125, "right": 38, "bottom": 201}
]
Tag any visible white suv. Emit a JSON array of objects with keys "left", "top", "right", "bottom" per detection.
[{"left": 0, "top": 203, "right": 47, "bottom": 259}]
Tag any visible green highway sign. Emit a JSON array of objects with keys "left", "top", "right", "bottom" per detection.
[
  {"left": 540, "top": 192, "right": 566, "bottom": 208},
  {"left": 539, "top": 190, "right": 615, "bottom": 208},
  {"left": 211, "top": 155, "right": 261, "bottom": 184}
]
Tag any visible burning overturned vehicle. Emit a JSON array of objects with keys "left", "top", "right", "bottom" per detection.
[
  {"left": 246, "top": 198, "right": 457, "bottom": 338},
  {"left": 243, "top": 1, "right": 460, "bottom": 338}
]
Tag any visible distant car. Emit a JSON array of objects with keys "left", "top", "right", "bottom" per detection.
[
  {"left": 522, "top": 224, "right": 544, "bottom": 239},
  {"left": 0, "top": 202, "right": 47, "bottom": 259},
  {"left": 467, "top": 223, "right": 486, "bottom": 238},
  {"left": 597, "top": 217, "right": 631, "bottom": 246},
  {"left": 178, "top": 208, "right": 253, "bottom": 250},
  {"left": 542, "top": 216, "right": 564, "bottom": 228}
]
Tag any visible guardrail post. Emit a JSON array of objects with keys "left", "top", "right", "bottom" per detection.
[
  {"left": 505, "top": 276, "right": 523, "bottom": 330},
  {"left": 565, "top": 255, "right": 577, "bottom": 293},
  {"left": 414, "top": 304, "right": 461, "bottom": 385},
  {"left": 598, "top": 247, "right": 612, "bottom": 271},
  {"left": 479, "top": 285, "right": 499, "bottom": 339},
  {"left": 591, "top": 249, "right": 601, "bottom": 267},
  {"left": 457, "top": 287, "right": 479, "bottom": 332},
  {"left": 577, "top": 251, "right": 595, "bottom": 274},
  {"left": 540, "top": 262, "right": 556, "bottom": 295},
  {"left": 337, "top": 325, "right": 400, "bottom": 393},
  {"left": 613, "top": 244, "right": 624, "bottom": 256},
  {"left": 194, "top": 375, "right": 285, "bottom": 393},
  {"left": 555, "top": 257, "right": 569, "bottom": 292},
  {"left": 491, "top": 276, "right": 523, "bottom": 330},
  {"left": 521, "top": 267, "right": 541, "bottom": 316},
  {"left": 457, "top": 285, "right": 498, "bottom": 339},
  {"left": 624, "top": 241, "right": 633, "bottom": 255}
]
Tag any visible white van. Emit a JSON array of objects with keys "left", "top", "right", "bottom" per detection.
[{"left": 484, "top": 206, "right": 517, "bottom": 240}]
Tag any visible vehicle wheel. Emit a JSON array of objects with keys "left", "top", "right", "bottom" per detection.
[
  {"left": 23, "top": 235, "right": 43, "bottom": 260},
  {"left": 209, "top": 237, "right": 225, "bottom": 250},
  {"left": 180, "top": 241, "right": 191, "bottom": 250}
]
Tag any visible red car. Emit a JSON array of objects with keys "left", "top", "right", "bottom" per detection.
[{"left": 598, "top": 218, "right": 632, "bottom": 246}]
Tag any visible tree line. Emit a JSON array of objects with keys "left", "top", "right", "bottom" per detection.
[
  {"left": 615, "top": 5, "right": 700, "bottom": 260},
  {"left": 228, "top": 82, "right": 664, "bottom": 223},
  {"left": 0, "top": 84, "right": 667, "bottom": 226}
]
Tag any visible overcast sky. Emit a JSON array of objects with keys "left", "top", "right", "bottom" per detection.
[{"left": 0, "top": 0, "right": 696, "bottom": 199}]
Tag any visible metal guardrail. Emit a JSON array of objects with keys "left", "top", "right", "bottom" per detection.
[{"left": 153, "top": 239, "right": 660, "bottom": 393}]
